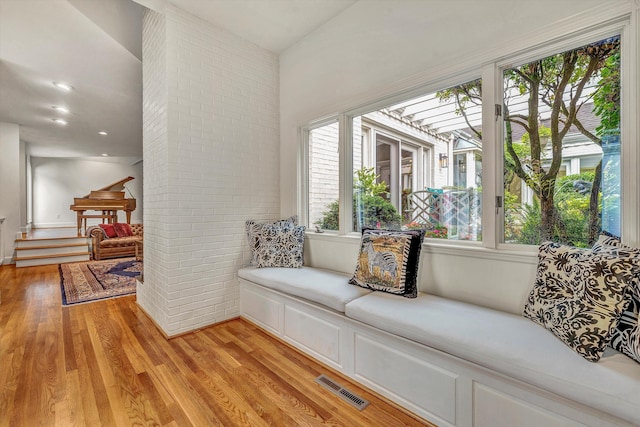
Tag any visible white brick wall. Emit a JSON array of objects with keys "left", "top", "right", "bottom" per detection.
[
  {"left": 139, "top": 7, "right": 170, "bottom": 331},
  {"left": 140, "top": 6, "right": 279, "bottom": 336}
]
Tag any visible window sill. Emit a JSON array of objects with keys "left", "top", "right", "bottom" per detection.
[
  {"left": 305, "top": 231, "right": 538, "bottom": 264},
  {"left": 423, "top": 241, "right": 538, "bottom": 264}
]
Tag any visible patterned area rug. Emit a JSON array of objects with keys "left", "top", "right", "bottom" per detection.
[{"left": 59, "top": 258, "right": 142, "bottom": 306}]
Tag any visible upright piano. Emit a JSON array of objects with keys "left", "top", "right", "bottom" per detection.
[{"left": 70, "top": 176, "right": 137, "bottom": 235}]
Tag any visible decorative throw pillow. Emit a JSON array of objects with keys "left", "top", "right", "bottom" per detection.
[
  {"left": 245, "top": 216, "right": 297, "bottom": 266},
  {"left": 255, "top": 225, "right": 305, "bottom": 268},
  {"left": 98, "top": 223, "right": 117, "bottom": 238},
  {"left": 113, "top": 223, "right": 133, "bottom": 237},
  {"left": 523, "top": 242, "right": 637, "bottom": 362},
  {"left": 591, "top": 234, "right": 640, "bottom": 364},
  {"left": 349, "top": 228, "right": 425, "bottom": 298},
  {"left": 591, "top": 231, "right": 621, "bottom": 251}
]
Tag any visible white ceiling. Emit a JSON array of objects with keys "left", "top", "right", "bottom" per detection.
[
  {"left": 0, "top": 0, "right": 357, "bottom": 160},
  {"left": 169, "top": 0, "right": 357, "bottom": 53}
]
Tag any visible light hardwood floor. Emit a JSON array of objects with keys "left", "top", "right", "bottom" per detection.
[{"left": 0, "top": 264, "right": 433, "bottom": 426}]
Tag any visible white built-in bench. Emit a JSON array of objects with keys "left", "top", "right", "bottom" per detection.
[{"left": 238, "top": 266, "right": 640, "bottom": 427}]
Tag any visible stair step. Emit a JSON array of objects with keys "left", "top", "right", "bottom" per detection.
[
  {"left": 15, "top": 252, "right": 91, "bottom": 268},
  {"left": 15, "top": 245, "right": 89, "bottom": 257},
  {"left": 16, "top": 237, "right": 87, "bottom": 248},
  {"left": 15, "top": 251, "right": 91, "bottom": 261},
  {"left": 15, "top": 243, "right": 87, "bottom": 251},
  {"left": 14, "top": 229, "right": 91, "bottom": 267}
]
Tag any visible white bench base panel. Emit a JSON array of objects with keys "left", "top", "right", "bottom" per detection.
[{"left": 239, "top": 279, "right": 634, "bottom": 427}]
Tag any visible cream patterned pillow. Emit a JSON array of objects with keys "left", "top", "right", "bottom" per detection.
[
  {"left": 523, "top": 242, "right": 637, "bottom": 362},
  {"left": 592, "top": 234, "right": 640, "bottom": 364},
  {"left": 245, "top": 216, "right": 297, "bottom": 265},
  {"left": 255, "top": 225, "right": 305, "bottom": 268}
]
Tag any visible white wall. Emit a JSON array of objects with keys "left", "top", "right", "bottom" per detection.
[
  {"left": 19, "top": 142, "right": 27, "bottom": 228},
  {"left": 140, "top": 5, "right": 280, "bottom": 336},
  {"left": 30, "top": 157, "right": 143, "bottom": 227},
  {"left": 0, "top": 123, "right": 21, "bottom": 263}
]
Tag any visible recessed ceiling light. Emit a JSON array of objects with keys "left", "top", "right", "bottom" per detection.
[
  {"left": 101, "top": 153, "right": 109, "bottom": 157},
  {"left": 52, "top": 118, "right": 67, "bottom": 125},
  {"left": 98, "top": 131, "right": 108, "bottom": 136},
  {"left": 53, "top": 81, "right": 73, "bottom": 91},
  {"left": 52, "top": 106, "right": 69, "bottom": 113}
]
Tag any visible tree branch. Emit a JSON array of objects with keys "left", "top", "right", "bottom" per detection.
[
  {"left": 573, "top": 118, "right": 601, "bottom": 145},
  {"left": 504, "top": 106, "right": 538, "bottom": 193},
  {"left": 511, "top": 67, "right": 534, "bottom": 84},
  {"left": 507, "top": 118, "right": 529, "bottom": 132},
  {"left": 454, "top": 92, "right": 482, "bottom": 140},
  {"left": 546, "top": 51, "right": 578, "bottom": 180}
]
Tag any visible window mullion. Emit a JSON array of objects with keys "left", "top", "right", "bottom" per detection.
[
  {"left": 298, "top": 126, "right": 310, "bottom": 227},
  {"left": 339, "top": 113, "right": 353, "bottom": 234},
  {"left": 481, "top": 64, "right": 499, "bottom": 249},
  {"left": 621, "top": 15, "right": 639, "bottom": 246}
]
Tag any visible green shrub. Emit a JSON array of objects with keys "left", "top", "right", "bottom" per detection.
[
  {"left": 506, "top": 172, "right": 598, "bottom": 247},
  {"left": 353, "top": 193, "right": 402, "bottom": 230},
  {"left": 316, "top": 167, "right": 402, "bottom": 231},
  {"left": 316, "top": 200, "right": 339, "bottom": 230},
  {"left": 315, "top": 194, "right": 402, "bottom": 231}
]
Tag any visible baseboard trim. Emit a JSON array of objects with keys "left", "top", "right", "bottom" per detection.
[{"left": 135, "top": 300, "right": 240, "bottom": 340}]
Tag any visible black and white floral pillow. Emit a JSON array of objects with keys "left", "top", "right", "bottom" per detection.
[
  {"left": 592, "top": 234, "right": 640, "bottom": 364},
  {"left": 245, "top": 216, "right": 297, "bottom": 265},
  {"left": 591, "top": 231, "right": 621, "bottom": 251},
  {"left": 255, "top": 224, "right": 305, "bottom": 268},
  {"left": 523, "top": 242, "right": 637, "bottom": 362}
]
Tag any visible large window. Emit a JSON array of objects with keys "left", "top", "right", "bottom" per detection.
[
  {"left": 501, "top": 36, "right": 620, "bottom": 247},
  {"left": 351, "top": 82, "right": 482, "bottom": 241},
  {"left": 305, "top": 30, "right": 626, "bottom": 248}
]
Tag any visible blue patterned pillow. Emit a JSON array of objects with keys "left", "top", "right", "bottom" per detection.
[
  {"left": 349, "top": 229, "right": 424, "bottom": 298},
  {"left": 255, "top": 224, "right": 305, "bottom": 268},
  {"left": 592, "top": 234, "right": 640, "bottom": 364},
  {"left": 524, "top": 242, "right": 637, "bottom": 362}
]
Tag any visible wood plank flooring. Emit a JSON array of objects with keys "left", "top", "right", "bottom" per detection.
[{"left": 0, "top": 264, "right": 433, "bottom": 426}]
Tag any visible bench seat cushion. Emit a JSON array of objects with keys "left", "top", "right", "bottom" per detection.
[
  {"left": 238, "top": 267, "right": 372, "bottom": 312},
  {"left": 345, "top": 292, "right": 640, "bottom": 425}
]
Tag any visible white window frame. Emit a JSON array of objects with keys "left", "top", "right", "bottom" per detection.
[
  {"left": 300, "top": 116, "right": 340, "bottom": 232},
  {"left": 494, "top": 23, "right": 632, "bottom": 251},
  {"left": 373, "top": 132, "right": 399, "bottom": 209},
  {"left": 301, "top": 8, "right": 638, "bottom": 252},
  {"left": 341, "top": 74, "right": 484, "bottom": 239}
]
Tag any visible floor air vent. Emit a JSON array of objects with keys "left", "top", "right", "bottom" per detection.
[{"left": 314, "top": 374, "right": 370, "bottom": 411}]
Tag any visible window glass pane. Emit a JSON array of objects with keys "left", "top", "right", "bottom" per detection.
[
  {"left": 309, "top": 121, "right": 339, "bottom": 230},
  {"left": 401, "top": 147, "right": 416, "bottom": 224},
  {"left": 352, "top": 79, "right": 482, "bottom": 241},
  {"left": 503, "top": 36, "right": 621, "bottom": 246}
]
